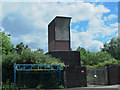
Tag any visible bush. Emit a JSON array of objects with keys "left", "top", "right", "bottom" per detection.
[
  {"left": 2, "top": 48, "right": 65, "bottom": 69},
  {"left": 2, "top": 52, "right": 21, "bottom": 69},
  {"left": 36, "top": 84, "right": 43, "bottom": 90},
  {"left": 58, "top": 85, "right": 66, "bottom": 89},
  {"left": 2, "top": 48, "right": 65, "bottom": 88},
  {"left": 2, "top": 79, "right": 18, "bottom": 90}
]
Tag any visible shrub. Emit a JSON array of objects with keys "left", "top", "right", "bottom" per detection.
[
  {"left": 2, "top": 79, "right": 18, "bottom": 90},
  {"left": 2, "top": 48, "right": 65, "bottom": 69},
  {"left": 36, "top": 84, "right": 43, "bottom": 90}
]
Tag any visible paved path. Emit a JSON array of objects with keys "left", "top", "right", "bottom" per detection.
[
  {"left": 20, "top": 85, "right": 120, "bottom": 90},
  {"left": 57, "top": 85, "right": 120, "bottom": 90},
  {"left": 86, "top": 85, "right": 119, "bottom": 88}
]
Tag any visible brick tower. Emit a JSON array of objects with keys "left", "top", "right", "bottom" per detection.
[
  {"left": 48, "top": 16, "right": 71, "bottom": 51},
  {"left": 47, "top": 16, "right": 87, "bottom": 88}
]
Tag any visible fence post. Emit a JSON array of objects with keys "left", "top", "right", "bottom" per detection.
[
  {"left": 105, "top": 66, "right": 108, "bottom": 85},
  {"left": 59, "top": 64, "right": 61, "bottom": 83},
  {"left": 14, "top": 63, "right": 16, "bottom": 87}
]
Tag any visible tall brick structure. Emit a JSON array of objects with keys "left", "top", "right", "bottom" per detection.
[
  {"left": 48, "top": 16, "right": 71, "bottom": 51},
  {"left": 47, "top": 16, "right": 87, "bottom": 88}
]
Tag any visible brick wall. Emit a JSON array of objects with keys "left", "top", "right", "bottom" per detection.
[
  {"left": 55, "top": 41, "right": 70, "bottom": 51},
  {"left": 46, "top": 51, "right": 80, "bottom": 66},
  {"left": 107, "top": 65, "right": 120, "bottom": 85},
  {"left": 63, "top": 66, "right": 87, "bottom": 88}
]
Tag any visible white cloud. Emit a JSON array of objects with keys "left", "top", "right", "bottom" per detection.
[
  {"left": 8, "top": 16, "right": 16, "bottom": 22},
  {"left": 2, "top": 2, "right": 110, "bottom": 28},
  {"left": 0, "top": 26, "right": 5, "bottom": 32},
  {"left": 101, "top": 27, "right": 118, "bottom": 37},
  {"left": 118, "top": 23, "right": 120, "bottom": 38},
  {"left": 74, "top": 25, "right": 79, "bottom": 29},
  {"left": 2, "top": 0, "right": 120, "bottom": 2},
  {"left": 71, "top": 31, "right": 103, "bottom": 51},
  {"left": 103, "top": 14, "right": 117, "bottom": 22},
  {"left": 110, "top": 23, "right": 118, "bottom": 27},
  {"left": 2, "top": 2, "right": 116, "bottom": 52},
  {"left": 20, "top": 32, "right": 47, "bottom": 48},
  {"left": 103, "top": 16, "right": 107, "bottom": 21},
  {"left": 2, "top": 0, "right": 83, "bottom": 2},
  {"left": 0, "top": 3, "right": 2, "bottom": 26},
  {"left": 108, "top": 14, "right": 117, "bottom": 20}
]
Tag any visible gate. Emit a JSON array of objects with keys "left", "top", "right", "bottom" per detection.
[{"left": 87, "top": 67, "right": 108, "bottom": 86}]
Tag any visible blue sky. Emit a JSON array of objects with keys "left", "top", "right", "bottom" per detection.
[{"left": 1, "top": 1, "right": 119, "bottom": 53}]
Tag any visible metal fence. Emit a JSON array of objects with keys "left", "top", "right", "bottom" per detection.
[
  {"left": 14, "top": 63, "right": 62, "bottom": 88},
  {"left": 87, "top": 67, "right": 108, "bottom": 86},
  {"left": 16, "top": 71, "right": 63, "bottom": 88}
]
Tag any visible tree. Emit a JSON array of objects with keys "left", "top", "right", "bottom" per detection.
[
  {"left": 76, "top": 46, "right": 87, "bottom": 65},
  {"left": 36, "top": 48, "right": 44, "bottom": 54},
  {"left": 90, "top": 51, "right": 117, "bottom": 66},
  {"left": 101, "top": 37, "right": 120, "bottom": 60},
  {"left": 76, "top": 46, "right": 117, "bottom": 66},
  {"left": 0, "top": 32, "right": 14, "bottom": 55},
  {"left": 15, "top": 42, "right": 29, "bottom": 54}
]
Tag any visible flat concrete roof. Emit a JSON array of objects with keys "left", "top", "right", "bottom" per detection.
[
  {"left": 55, "top": 16, "right": 72, "bottom": 19},
  {"left": 48, "top": 16, "right": 71, "bottom": 26}
]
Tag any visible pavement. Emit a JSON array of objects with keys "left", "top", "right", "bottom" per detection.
[
  {"left": 64, "top": 85, "right": 120, "bottom": 90},
  {"left": 19, "top": 85, "right": 120, "bottom": 90},
  {"left": 86, "top": 85, "right": 120, "bottom": 88}
]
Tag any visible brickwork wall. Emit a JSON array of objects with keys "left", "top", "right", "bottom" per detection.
[
  {"left": 107, "top": 66, "right": 120, "bottom": 85},
  {"left": 48, "top": 19, "right": 55, "bottom": 52},
  {"left": 64, "top": 66, "right": 87, "bottom": 88},
  {"left": 55, "top": 41, "right": 70, "bottom": 51},
  {"left": 46, "top": 51, "right": 80, "bottom": 66}
]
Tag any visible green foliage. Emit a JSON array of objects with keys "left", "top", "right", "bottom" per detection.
[
  {"left": 76, "top": 46, "right": 119, "bottom": 67},
  {"left": 70, "top": 48, "right": 72, "bottom": 51},
  {"left": 2, "top": 79, "right": 18, "bottom": 90},
  {"left": 15, "top": 42, "right": 29, "bottom": 54},
  {"left": 2, "top": 48, "right": 64, "bottom": 69},
  {"left": 2, "top": 52, "right": 21, "bottom": 69},
  {"left": 101, "top": 37, "right": 120, "bottom": 60},
  {"left": 0, "top": 32, "right": 14, "bottom": 55},
  {"left": 36, "top": 48, "right": 44, "bottom": 54},
  {"left": 90, "top": 52, "right": 117, "bottom": 66},
  {"left": 87, "top": 58, "right": 119, "bottom": 68},
  {"left": 36, "top": 84, "right": 43, "bottom": 90},
  {"left": 58, "top": 85, "right": 65, "bottom": 89},
  {"left": 20, "top": 48, "right": 64, "bottom": 66},
  {"left": 15, "top": 42, "right": 24, "bottom": 54},
  {"left": 36, "top": 83, "right": 65, "bottom": 89},
  {"left": 76, "top": 46, "right": 88, "bottom": 65}
]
